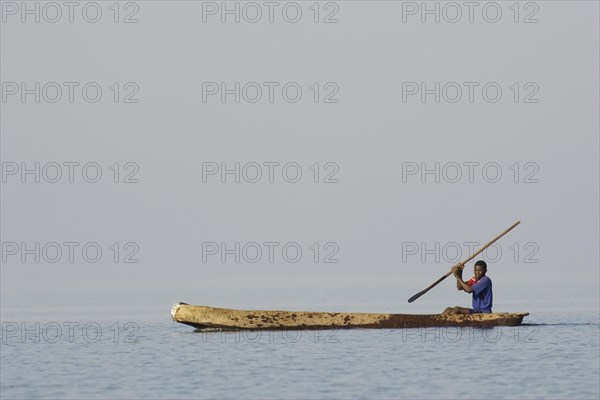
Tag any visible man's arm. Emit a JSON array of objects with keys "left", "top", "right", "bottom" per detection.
[
  {"left": 455, "top": 277, "right": 473, "bottom": 293},
  {"left": 452, "top": 264, "right": 473, "bottom": 293},
  {"left": 455, "top": 267, "right": 464, "bottom": 291}
]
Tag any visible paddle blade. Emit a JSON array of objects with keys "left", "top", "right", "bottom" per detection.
[{"left": 408, "top": 290, "right": 427, "bottom": 303}]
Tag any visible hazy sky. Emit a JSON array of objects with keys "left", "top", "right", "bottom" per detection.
[{"left": 1, "top": 1, "right": 598, "bottom": 314}]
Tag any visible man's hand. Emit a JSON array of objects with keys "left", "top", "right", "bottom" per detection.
[{"left": 451, "top": 263, "right": 464, "bottom": 277}]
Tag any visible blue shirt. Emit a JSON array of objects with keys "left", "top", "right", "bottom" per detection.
[{"left": 471, "top": 276, "right": 493, "bottom": 312}]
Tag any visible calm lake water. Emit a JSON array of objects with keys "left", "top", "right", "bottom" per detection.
[{"left": 1, "top": 281, "right": 599, "bottom": 399}]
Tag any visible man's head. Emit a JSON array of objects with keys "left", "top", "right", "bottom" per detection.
[{"left": 474, "top": 260, "right": 487, "bottom": 280}]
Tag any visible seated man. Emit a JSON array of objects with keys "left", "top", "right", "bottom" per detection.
[{"left": 442, "top": 260, "right": 493, "bottom": 315}]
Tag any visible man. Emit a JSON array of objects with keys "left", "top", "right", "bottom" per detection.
[{"left": 442, "top": 260, "right": 493, "bottom": 315}]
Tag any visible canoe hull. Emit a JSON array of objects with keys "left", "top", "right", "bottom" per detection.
[{"left": 171, "top": 303, "right": 529, "bottom": 331}]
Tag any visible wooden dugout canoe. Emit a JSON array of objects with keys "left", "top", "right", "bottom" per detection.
[{"left": 171, "top": 303, "right": 529, "bottom": 331}]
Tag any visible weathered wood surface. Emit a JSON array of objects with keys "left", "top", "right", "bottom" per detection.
[{"left": 171, "top": 303, "right": 529, "bottom": 331}]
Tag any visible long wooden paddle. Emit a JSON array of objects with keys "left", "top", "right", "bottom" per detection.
[{"left": 407, "top": 221, "right": 521, "bottom": 303}]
